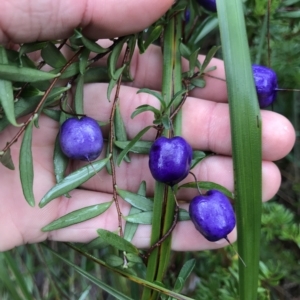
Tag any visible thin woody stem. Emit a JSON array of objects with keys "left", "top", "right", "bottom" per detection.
[
  {"left": 109, "top": 45, "right": 131, "bottom": 238},
  {"left": 2, "top": 48, "right": 83, "bottom": 153}
]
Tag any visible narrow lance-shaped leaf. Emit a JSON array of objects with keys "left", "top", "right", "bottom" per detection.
[
  {"left": 0, "top": 64, "right": 59, "bottom": 82},
  {"left": 41, "top": 42, "right": 67, "bottom": 68},
  {"left": 42, "top": 202, "right": 112, "bottom": 231},
  {"left": 19, "top": 120, "right": 35, "bottom": 206},
  {"left": 79, "top": 48, "right": 91, "bottom": 74},
  {"left": 0, "top": 148, "right": 15, "bottom": 170},
  {"left": 0, "top": 46, "right": 21, "bottom": 127},
  {"left": 124, "top": 209, "right": 189, "bottom": 224},
  {"left": 97, "top": 228, "right": 139, "bottom": 254},
  {"left": 39, "top": 155, "right": 110, "bottom": 208},
  {"left": 172, "top": 259, "right": 196, "bottom": 294},
  {"left": 124, "top": 181, "right": 146, "bottom": 242},
  {"left": 131, "top": 104, "right": 161, "bottom": 119},
  {"left": 108, "top": 37, "right": 127, "bottom": 80},
  {"left": 74, "top": 74, "right": 84, "bottom": 115},
  {"left": 178, "top": 181, "right": 234, "bottom": 199},
  {"left": 137, "top": 88, "right": 166, "bottom": 110},
  {"left": 114, "top": 140, "right": 152, "bottom": 154},
  {"left": 116, "top": 187, "right": 153, "bottom": 211},
  {"left": 200, "top": 45, "right": 220, "bottom": 74},
  {"left": 107, "top": 65, "right": 126, "bottom": 101},
  {"left": 116, "top": 125, "right": 153, "bottom": 166}
]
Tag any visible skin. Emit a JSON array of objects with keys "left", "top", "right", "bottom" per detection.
[{"left": 0, "top": 0, "right": 296, "bottom": 252}]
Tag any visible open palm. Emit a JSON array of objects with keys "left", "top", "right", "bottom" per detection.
[{"left": 0, "top": 0, "right": 295, "bottom": 252}]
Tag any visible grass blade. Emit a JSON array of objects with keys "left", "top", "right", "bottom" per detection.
[{"left": 217, "top": 1, "right": 262, "bottom": 299}]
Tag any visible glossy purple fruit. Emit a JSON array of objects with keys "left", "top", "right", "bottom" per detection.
[
  {"left": 149, "top": 136, "right": 193, "bottom": 186},
  {"left": 252, "top": 64, "right": 278, "bottom": 108},
  {"left": 197, "top": 0, "right": 217, "bottom": 12},
  {"left": 189, "top": 190, "right": 236, "bottom": 242},
  {"left": 59, "top": 116, "right": 103, "bottom": 161}
]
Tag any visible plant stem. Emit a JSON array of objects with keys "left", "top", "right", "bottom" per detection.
[{"left": 142, "top": 11, "right": 183, "bottom": 300}]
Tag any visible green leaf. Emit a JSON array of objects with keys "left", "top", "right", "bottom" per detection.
[
  {"left": 53, "top": 134, "right": 69, "bottom": 184},
  {"left": 0, "top": 46, "right": 21, "bottom": 127},
  {"left": 80, "top": 236, "right": 110, "bottom": 251},
  {"left": 137, "top": 88, "right": 166, "bottom": 110},
  {"left": 131, "top": 104, "right": 161, "bottom": 119},
  {"left": 44, "top": 246, "right": 134, "bottom": 300},
  {"left": 173, "top": 259, "right": 195, "bottom": 293},
  {"left": 39, "top": 155, "right": 110, "bottom": 208},
  {"left": 191, "top": 150, "right": 206, "bottom": 169},
  {"left": 190, "top": 78, "right": 206, "bottom": 88},
  {"left": 0, "top": 148, "right": 15, "bottom": 170},
  {"left": 217, "top": 0, "right": 262, "bottom": 299},
  {"left": 83, "top": 66, "right": 109, "bottom": 83},
  {"left": 124, "top": 182, "right": 146, "bottom": 242},
  {"left": 108, "top": 37, "right": 127, "bottom": 80},
  {"left": 41, "top": 42, "right": 67, "bottom": 68},
  {"left": 114, "top": 140, "right": 151, "bottom": 154},
  {"left": 0, "top": 64, "right": 59, "bottom": 82},
  {"left": 143, "top": 25, "right": 163, "bottom": 50},
  {"left": 124, "top": 209, "right": 189, "bottom": 224},
  {"left": 42, "top": 108, "right": 61, "bottom": 121},
  {"left": 107, "top": 65, "right": 126, "bottom": 101},
  {"left": 116, "top": 125, "right": 152, "bottom": 166},
  {"left": 80, "top": 35, "right": 108, "bottom": 54},
  {"left": 74, "top": 74, "right": 84, "bottom": 115},
  {"left": 19, "top": 41, "right": 48, "bottom": 56},
  {"left": 104, "top": 254, "right": 124, "bottom": 267},
  {"left": 50, "top": 62, "right": 80, "bottom": 79},
  {"left": 79, "top": 48, "right": 91, "bottom": 74},
  {"left": 42, "top": 202, "right": 112, "bottom": 231},
  {"left": 19, "top": 120, "right": 35, "bottom": 206},
  {"left": 114, "top": 102, "right": 128, "bottom": 142},
  {"left": 200, "top": 45, "right": 220, "bottom": 74},
  {"left": 0, "top": 86, "right": 70, "bottom": 132},
  {"left": 117, "top": 187, "right": 153, "bottom": 211},
  {"left": 97, "top": 229, "right": 139, "bottom": 254},
  {"left": 178, "top": 181, "right": 234, "bottom": 199},
  {"left": 124, "top": 211, "right": 153, "bottom": 224},
  {"left": 1, "top": 252, "right": 32, "bottom": 300}
]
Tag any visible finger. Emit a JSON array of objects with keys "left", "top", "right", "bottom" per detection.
[
  {"left": 45, "top": 188, "right": 237, "bottom": 252},
  {"left": 82, "top": 83, "right": 295, "bottom": 161},
  {"left": 122, "top": 44, "right": 228, "bottom": 102},
  {"left": 45, "top": 155, "right": 278, "bottom": 249},
  {"left": 0, "top": 0, "right": 173, "bottom": 43}
]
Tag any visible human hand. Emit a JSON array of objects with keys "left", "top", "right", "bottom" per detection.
[{"left": 0, "top": 0, "right": 295, "bottom": 252}]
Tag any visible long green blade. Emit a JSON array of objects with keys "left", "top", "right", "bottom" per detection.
[{"left": 216, "top": 1, "right": 262, "bottom": 299}]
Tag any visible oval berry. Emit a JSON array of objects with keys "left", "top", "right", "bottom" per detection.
[
  {"left": 59, "top": 116, "right": 103, "bottom": 161},
  {"left": 252, "top": 64, "right": 278, "bottom": 108},
  {"left": 149, "top": 136, "right": 193, "bottom": 186},
  {"left": 189, "top": 190, "right": 236, "bottom": 242},
  {"left": 197, "top": 0, "right": 217, "bottom": 12}
]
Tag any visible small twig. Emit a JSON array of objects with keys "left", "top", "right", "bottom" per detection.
[
  {"left": 2, "top": 48, "right": 83, "bottom": 153},
  {"left": 143, "top": 187, "right": 179, "bottom": 260},
  {"left": 109, "top": 45, "right": 131, "bottom": 238}
]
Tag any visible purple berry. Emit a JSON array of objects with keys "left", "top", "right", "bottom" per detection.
[
  {"left": 252, "top": 64, "right": 278, "bottom": 108},
  {"left": 149, "top": 136, "right": 193, "bottom": 186},
  {"left": 59, "top": 116, "right": 103, "bottom": 161},
  {"left": 184, "top": 9, "right": 191, "bottom": 22},
  {"left": 189, "top": 190, "right": 236, "bottom": 242},
  {"left": 197, "top": 0, "right": 217, "bottom": 12}
]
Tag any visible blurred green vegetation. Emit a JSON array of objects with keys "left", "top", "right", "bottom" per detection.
[{"left": 1, "top": 0, "right": 299, "bottom": 299}]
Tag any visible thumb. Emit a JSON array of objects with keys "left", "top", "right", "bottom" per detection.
[{"left": 1, "top": 0, "right": 174, "bottom": 43}]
